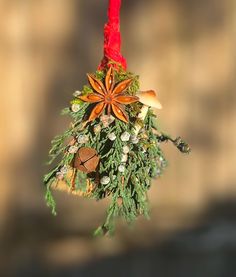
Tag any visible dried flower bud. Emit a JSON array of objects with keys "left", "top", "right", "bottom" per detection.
[
  {"left": 157, "top": 135, "right": 169, "bottom": 142},
  {"left": 174, "top": 137, "right": 191, "bottom": 154}
]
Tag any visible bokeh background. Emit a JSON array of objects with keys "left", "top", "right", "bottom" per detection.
[{"left": 1, "top": 0, "right": 236, "bottom": 276}]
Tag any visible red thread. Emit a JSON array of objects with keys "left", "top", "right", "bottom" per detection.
[{"left": 98, "top": 0, "right": 127, "bottom": 71}]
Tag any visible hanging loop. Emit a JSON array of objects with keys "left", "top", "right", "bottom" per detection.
[{"left": 99, "top": 0, "right": 127, "bottom": 70}]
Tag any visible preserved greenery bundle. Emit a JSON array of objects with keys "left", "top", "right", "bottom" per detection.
[
  {"left": 43, "top": 0, "right": 190, "bottom": 235},
  {"left": 44, "top": 67, "right": 190, "bottom": 235}
]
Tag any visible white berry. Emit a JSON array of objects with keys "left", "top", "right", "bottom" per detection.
[
  {"left": 71, "top": 103, "right": 80, "bottom": 113},
  {"left": 108, "top": 132, "right": 116, "bottom": 141},
  {"left": 131, "top": 135, "right": 139, "bottom": 144},
  {"left": 100, "top": 176, "right": 111, "bottom": 185},
  {"left": 73, "top": 90, "right": 82, "bottom": 97},
  {"left": 68, "top": 145, "right": 78, "bottom": 154},
  {"left": 118, "top": 165, "right": 125, "bottom": 173},
  {"left": 121, "top": 132, "right": 130, "bottom": 142},
  {"left": 122, "top": 145, "right": 130, "bottom": 154},
  {"left": 77, "top": 134, "right": 89, "bottom": 144},
  {"left": 121, "top": 154, "right": 128, "bottom": 163}
]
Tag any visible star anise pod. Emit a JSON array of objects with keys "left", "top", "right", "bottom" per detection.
[{"left": 79, "top": 67, "right": 139, "bottom": 123}]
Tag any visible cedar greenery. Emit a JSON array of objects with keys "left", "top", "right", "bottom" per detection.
[{"left": 44, "top": 68, "right": 190, "bottom": 235}]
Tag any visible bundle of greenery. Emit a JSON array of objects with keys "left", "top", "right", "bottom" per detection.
[{"left": 44, "top": 65, "right": 190, "bottom": 235}]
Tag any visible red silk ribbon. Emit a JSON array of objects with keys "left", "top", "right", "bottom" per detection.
[{"left": 98, "top": 0, "right": 127, "bottom": 70}]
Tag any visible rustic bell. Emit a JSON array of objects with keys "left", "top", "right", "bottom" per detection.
[{"left": 74, "top": 147, "right": 99, "bottom": 173}]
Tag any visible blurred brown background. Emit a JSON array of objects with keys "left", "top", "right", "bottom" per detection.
[{"left": 1, "top": 0, "right": 236, "bottom": 276}]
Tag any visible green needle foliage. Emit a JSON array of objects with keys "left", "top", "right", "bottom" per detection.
[{"left": 44, "top": 67, "right": 190, "bottom": 235}]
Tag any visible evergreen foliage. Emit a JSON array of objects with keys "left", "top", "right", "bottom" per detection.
[{"left": 44, "top": 68, "right": 190, "bottom": 235}]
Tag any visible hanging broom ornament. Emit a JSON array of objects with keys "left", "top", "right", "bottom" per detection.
[{"left": 44, "top": 0, "right": 190, "bottom": 235}]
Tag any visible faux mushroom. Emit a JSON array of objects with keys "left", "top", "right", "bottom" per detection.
[
  {"left": 137, "top": 90, "right": 162, "bottom": 110},
  {"left": 134, "top": 90, "right": 162, "bottom": 135}
]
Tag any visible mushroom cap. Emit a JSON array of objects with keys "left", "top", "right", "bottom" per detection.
[{"left": 137, "top": 90, "right": 162, "bottom": 109}]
